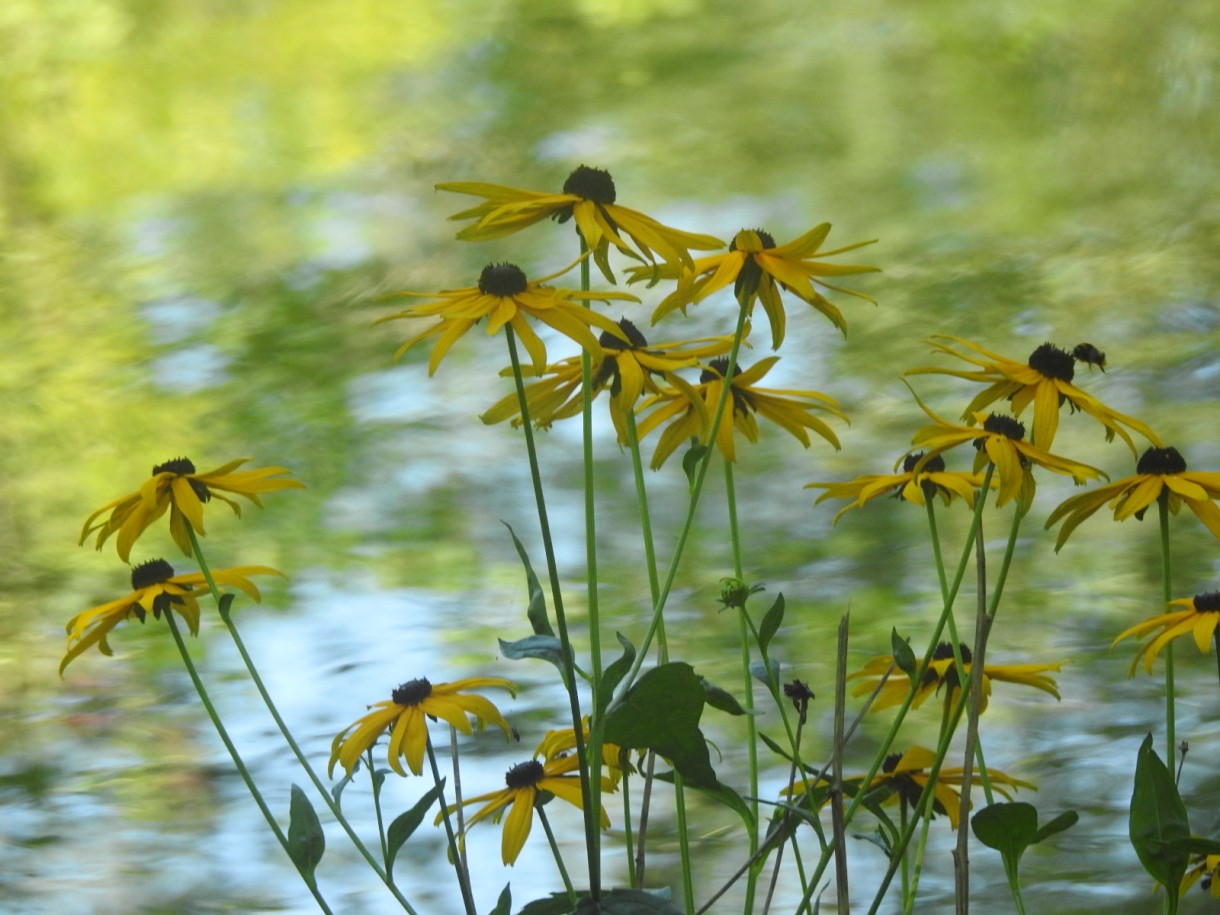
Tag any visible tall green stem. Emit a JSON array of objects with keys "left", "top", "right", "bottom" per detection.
[
  {"left": 426, "top": 736, "right": 477, "bottom": 915},
  {"left": 1158, "top": 496, "right": 1175, "bottom": 758}
]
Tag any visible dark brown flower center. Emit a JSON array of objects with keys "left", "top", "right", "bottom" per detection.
[
  {"left": 1136, "top": 446, "right": 1187, "bottom": 475},
  {"left": 599, "top": 318, "right": 647, "bottom": 351},
  {"left": 882, "top": 752, "right": 903, "bottom": 774},
  {"left": 932, "top": 642, "right": 972, "bottom": 663},
  {"left": 902, "top": 452, "right": 946, "bottom": 474},
  {"left": 982, "top": 414, "right": 1025, "bottom": 441},
  {"left": 391, "top": 678, "right": 433, "bottom": 706},
  {"left": 1027, "top": 343, "right": 1075, "bottom": 382},
  {"left": 131, "top": 558, "right": 175, "bottom": 590},
  {"left": 702, "top": 358, "right": 755, "bottom": 415},
  {"left": 505, "top": 759, "right": 546, "bottom": 790},
  {"left": 563, "top": 165, "right": 616, "bottom": 204},
  {"left": 729, "top": 229, "right": 776, "bottom": 251},
  {"left": 478, "top": 263, "right": 529, "bottom": 297},
  {"left": 1194, "top": 591, "right": 1220, "bottom": 612},
  {"left": 153, "top": 457, "right": 196, "bottom": 476}
]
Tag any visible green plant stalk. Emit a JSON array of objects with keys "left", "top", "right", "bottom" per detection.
[
  {"left": 162, "top": 610, "right": 335, "bottom": 915},
  {"left": 620, "top": 771, "right": 636, "bottom": 888},
  {"left": 607, "top": 297, "right": 751, "bottom": 710},
  {"left": 800, "top": 464, "right": 996, "bottom": 912},
  {"left": 364, "top": 747, "right": 390, "bottom": 866},
  {"left": 538, "top": 804, "right": 578, "bottom": 903},
  {"left": 830, "top": 613, "right": 851, "bottom": 914},
  {"left": 184, "top": 527, "right": 419, "bottom": 912},
  {"left": 906, "top": 691, "right": 957, "bottom": 911},
  {"left": 1158, "top": 495, "right": 1176, "bottom": 759},
  {"left": 504, "top": 324, "right": 599, "bottom": 893},
  {"left": 426, "top": 736, "right": 477, "bottom": 915},
  {"left": 625, "top": 410, "right": 695, "bottom": 914},
  {"left": 449, "top": 725, "right": 469, "bottom": 874},
  {"left": 763, "top": 704, "right": 812, "bottom": 914},
  {"left": 724, "top": 458, "right": 762, "bottom": 913},
  {"left": 185, "top": 526, "right": 419, "bottom": 912}
]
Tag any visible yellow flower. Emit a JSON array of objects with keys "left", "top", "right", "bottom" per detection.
[
  {"left": 480, "top": 318, "right": 731, "bottom": 441},
  {"left": 906, "top": 336, "right": 1161, "bottom": 453},
  {"left": 1045, "top": 446, "right": 1220, "bottom": 549},
  {"left": 534, "top": 721, "right": 629, "bottom": 784},
  {"left": 631, "top": 225, "right": 878, "bottom": 349},
  {"left": 328, "top": 677, "right": 516, "bottom": 779},
  {"left": 636, "top": 355, "right": 847, "bottom": 468},
  {"left": 807, "top": 452, "right": 988, "bottom": 523},
  {"left": 437, "top": 166, "right": 724, "bottom": 282},
  {"left": 1182, "top": 853, "right": 1220, "bottom": 898},
  {"left": 80, "top": 457, "right": 305, "bottom": 563},
  {"left": 907, "top": 392, "right": 1105, "bottom": 511},
  {"left": 61, "top": 559, "right": 282, "bottom": 675},
  {"left": 376, "top": 260, "right": 636, "bottom": 376},
  {"left": 440, "top": 754, "right": 613, "bottom": 866},
  {"left": 1113, "top": 590, "right": 1220, "bottom": 675},
  {"left": 848, "top": 643, "right": 1066, "bottom": 712}
]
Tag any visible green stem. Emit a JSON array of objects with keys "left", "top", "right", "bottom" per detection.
[
  {"left": 185, "top": 526, "right": 419, "bottom": 913},
  {"left": 162, "top": 611, "right": 334, "bottom": 915},
  {"left": 503, "top": 324, "right": 599, "bottom": 893},
  {"left": 365, "top": 747, "right": 390, "bottom": 866},
  {"left": 426, "top": 736, "right": 477, "bottom": 915},
  {"left": 1158, "top": 495, "right": 1176, "bottom": 758},
  {"left": 538, "top": 805, "right": 578, "bottom": 903}
]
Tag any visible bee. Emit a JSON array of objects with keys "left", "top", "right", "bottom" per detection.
[{"left": 1072, "top": 343, "right": 1106, "bottom": 372}]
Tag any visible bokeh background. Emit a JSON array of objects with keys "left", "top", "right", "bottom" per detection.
[{"left": 2, "top": 0, "right": 1219, "bottom": 912}]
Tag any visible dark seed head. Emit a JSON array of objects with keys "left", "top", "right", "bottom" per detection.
[
  {"left": 600, "top": 318, "right": 647, "bottom": 351},
  {"left": 882, "top": 752, "right": 904, "bottom": 774},
  {"left": 932, "top": 642, "right": 972, "bottom": 664},
  {"left": 563, "top": 165, "right": 616, "bottom": 204},
  {"left": 1194, "top": 591, "right": 1220, "bottom": 612},
  {"left": 1136, "top": 446, "right": 1187, "bottom": 476},
  {"left": 478, "top": 263, "right": 529, "bottom": 297},
  {"left": 153, "top": 457, "right": 196, "bottom": 476},
  {"left": 505, "top": 759, "right": 545, "bottom": 790},
  {"left": 902, "top": 452, "right": 946, "bottom": 474},
  {"left": 982, "top": 414, "right": 1026, "bottom": 441},
  {"left": 131, "top": 558, "right": 175, "bottom": 590},
  {"left": 1027, "top": 343, "right": 1075, "bottom": 382},
  {"left": 729, "top": 229, "right": 776, "bottom": 251},
  {"left": 391, "top": 678, "right": 433, "bottom": 706}
]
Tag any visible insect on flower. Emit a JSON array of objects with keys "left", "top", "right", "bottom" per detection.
[{"left": 1072, "top": 343, "right": 1106, "bottom": 372}]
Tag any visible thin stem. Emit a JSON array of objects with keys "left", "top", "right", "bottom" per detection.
[
  {"left": 830, "top": 613, "right": 850, "bottom": 914},
  {"left": 1158, "top": 495, "right": 1176, "bottom": 758},
  {"left": 538, "top": 805, "right": 578, "bottom": 903},
  {"left": 426, "top": 736, "right": 477, "bottom": 915},
  {"left": 163, "top": 611, "right": 334, "bottom": 915},
  {"left": 450, "top": 726, "right": 468, "bottom": 875},
  {"left": 365, "top": 747, "right": 390, "bottom": 866}
]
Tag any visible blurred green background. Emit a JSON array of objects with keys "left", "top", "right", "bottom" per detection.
[{"left": 2, "top": 0, "right": 1218, "bottom": 912}]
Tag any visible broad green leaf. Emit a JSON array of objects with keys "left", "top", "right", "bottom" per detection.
[
  {"left": 574, "top": 887, "right": 682, "bottom": 913},
  {"left": 517, "top": 892, "right": 579, "bottom": 915},
  {"left": 286, "top": 784, "right": 325, "bottom": 886},
  {"left": 386, "top": 781, "right": 444, "bottom": 878},
  {"left": 972, "top": 801, "right": 1038, "bottom": 880},
  {"left": 597, "top": 633, "right": 636, "bottom": 716},
  {"left": 499, "top": 635, "right": 568, "bottom": 671},
  {"left": 487, "top": 882, "right": 511, "bottom": 915},
  {"left": 758, "top": 594, "right": 785, "bottom": 653},
  {"left": 701, "top": 679, "right": 747, "bottom": 716},
  {"left": 890, "top": 628, "right": 916, "bottom": 678},
  {"left": 1130, "top": 733, "right": 1190, "bottom": 912},
  {"left": 504, "top": 522, "right": 553, "bottom": 637},
  {"left": 749, "top": 657, "right": 781, "bottom": 687}
]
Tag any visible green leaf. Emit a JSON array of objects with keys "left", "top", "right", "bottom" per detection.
[
  {"left": 517, "top": 892, "right": 579, "bottom": 915},
  {"left": 1032, "top": 809, "right": 1079, "bottom": 844},
  {"left": 217, "top": 592, "right": 236, "bottom": 619},
  {"left": 749, "top": 658, "right": 781, "bottom": 687},
  {"left": 890, "top": 628, "right": 916, "bottom": 678},
  {"left": 286, "top": 784, "right": 325, "bottom": 886},
  {"left": 1130, "top": 733, "right": 1190, "bottom": 912},
  {"left": 487, "top": 882, "right": 511, "bottom": 915},
  {"left": 330, "top": 768, "right": 357, "bottom": 809},
  {"left": 972, "top": 801, "right": 1038, "bottom": 878},
  {"left": 597, "top": 633, "right": 637, "bottom": 717},
  {"left": 757, "top": 593, "right": 785, "bottom": 653},
  {"left": 604, "top": 663, "right": 718, "bottom": 788},
  {"left": 574, "top": 887, "right": 683, "bottom": 913},
  {"left": 504, "top": 522, "right": 554, "bottom": 637},
  {"left": 386, "top": 781, "right": 444, "bottom": 878},
  {"left": 701, "top": 679, "right": 747, "bottom": 716},
  {"left": 499, "top": 635, "right": 568, "bottom": 671},
  {"left": 681, "top": 438, "right": 707, "bottom": 489}
]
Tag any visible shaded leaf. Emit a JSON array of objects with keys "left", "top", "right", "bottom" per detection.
[
  {"left": 287, "top": 784, "right": 325, "bottom": 886},
  {"left": 217, "top": 592, "right": 236, "bottom": 619},
  {"left": 1130, "top": 733, "right": 1190, "bottom": 912},
  {"left": 701, "top": 679, "right": 747, "bottom": 716},
  {"left": 500, "top": 635, "right": 568, "bottom": 671},
  {"left": 597, "top": 633, "right": 636, "bottom": 717},
  {"left": 972, "top": 801, "right": 1038, "bottom": 879},
  {"left": 504, "top": 522, "right": 553, "bottom": 637},
  {"left": 681, "top": 439, "right": 708, "bottom": 489},
  {"left": 1032, "top": 809, "right": 1079, "bottom": 845},
  {"left": 387, "top": 781, "right": 444, "bottom": 878},
  {"left": 749, "top": 658, "right": 781, "bottom": 687},
  {"left": 890, "top": 628, "right": 916, "bottom": 678},
  {"left": 574, "top": 887, "right": 682, "bottom": 914},
  {"left": 758, "top": 594, "right": 785, "bottom": 653},
  {"left": 488, "top": 883, "right": 511, "bottom": 915}
]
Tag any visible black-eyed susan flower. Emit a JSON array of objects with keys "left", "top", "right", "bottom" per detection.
[
  {"left": 61, "top": 559, "right": 282, "bottom": 675},
  {"left": 848, "top": 643, "right": 1066, "bottom": 712},
  {"left": 329, "top": 677, "right": 516, "bottom": 779},
  {"left": 80, "top": 458, "right": 305, "bottom": 563},
  {"left": 1045, "top": 446, "right": 1220, "bottom": 549},
  {"left": 439, "top": 754, "right": 614, "bottom": 866},
  {"left": 437, "top": 166, "right": 724, "bottom": 282},
  {"left": 807, "top": 452, "right": 988, "bottom": 523},
  {"left": 636, "top": 356, "right": 847, "bottom": 469},
  {"left": 534, "top": 721, "right": 629, "bottom": 784},
  {"left": 1182, "top": 853, "right": 1220, "bottom": 898},
  {"left": 480, "top": 318, "right": 731, "bottom": 441},
  {"left": 1112, "top": 590, "right": 1220, "bottom": 675},
  {"left": 906, "top": 336, "right": 1161, "bottom": 453},
  {"left": 907, "top": 395, "right": 1104, "bottom": 511},
  {"left": 631, "top": 225, "right": 878, "bottom": 350},
  {"left": 376, "top": 260, "right": 637, "bottom": 376}
]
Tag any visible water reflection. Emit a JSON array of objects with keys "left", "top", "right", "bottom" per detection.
[{"left": 4, "top": 0, "right": 1219, "bottom": 912}]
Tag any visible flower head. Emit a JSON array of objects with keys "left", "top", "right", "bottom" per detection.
[
  {"left": 1045, "top": 446, "right": 1220, "bottom": 550},
  {"left": 439, "top": 753, "right": 613, "bottom": 866},
  {"left": 480, "top": 319, "right": 731, "bottom": 441},
  {"left": 61, "top": 559, "right": 282, "bottom": 675},
  {"left": 906, "top": 336, "right": 1161, "bottom": 453},
  {"left": 437, "top": 166, "right": 724, "bottom": 282},
  {"left": 328, "top": 677, "right": 516, "bottom": 778},
  {"left": 80, "top": 457, "right": 305, "bottom": 563},
  {"left": 631, "top": 225, "right": 878, "bottom": 349},
  {"left": 1182, "top": 854, "right": 1220, "bottom": 898},
  {"left": 907, "top": 390, "right": 1105, "bottom": 511},
  {"left": 807, "top": 452, "right": 988, "bottom": 523},
  {"left": 849, "top": 642, "right": 1066, "bottom": 713},
  {"left": 1113, "top": 590, "right": 1220, "bottom": 675},
  {"left": 376, "top": 260, "right": 636, "bottom": 375},
  {"left": 636, "top": 355, "right": 847, "bottom": 468},
  {"left": 533, "top": 721, "right": 629, "bottom": 783}
]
